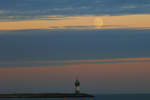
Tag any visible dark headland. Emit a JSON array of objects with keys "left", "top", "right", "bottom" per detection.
[{"left": 0, "top": 93, "right": 94, "bottom": 98}]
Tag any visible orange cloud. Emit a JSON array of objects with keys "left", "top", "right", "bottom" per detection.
[
  {"left": 1, "top": 57, "right": 150, "bottom": 68},
  {"left": 0, "top": 14, "right": 150, "bottom": 31},
  {"left": 63, "top": 57, "right": 150, "bottom": 63},
  {"left": 102, "top": 14, "right": 150, "bottom": 29},
  {"left": 0, "top": 16, "right": 102, "bottom": 31}
]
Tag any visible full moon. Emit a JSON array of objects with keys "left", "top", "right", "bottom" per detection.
[{"left": 94, "top": 17, "right": 103, "bottom": 29}]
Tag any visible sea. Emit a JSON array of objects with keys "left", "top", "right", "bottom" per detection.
[{"left": 1, "top": 94, "right": 150, "bottom": 100}]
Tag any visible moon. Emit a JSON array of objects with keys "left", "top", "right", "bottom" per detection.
[{"left": 94, "top": 17, "right": 103, "bottom": 29}]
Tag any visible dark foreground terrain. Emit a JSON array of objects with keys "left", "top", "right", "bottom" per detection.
[{"left": 0, "top": 93, "right": 94, "bottom": 98}]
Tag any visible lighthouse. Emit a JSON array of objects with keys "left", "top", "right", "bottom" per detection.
[{"left": 75, "top": 78, "right": 80, "bottom": 94}]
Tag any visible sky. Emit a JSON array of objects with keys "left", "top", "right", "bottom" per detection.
[{"left": 0, "top": 0, "right": 150, "bottom": 94}]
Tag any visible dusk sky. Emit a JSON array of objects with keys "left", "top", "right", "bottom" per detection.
[{"left": 0, "top": 0, "right": 150, "bottom": 94}]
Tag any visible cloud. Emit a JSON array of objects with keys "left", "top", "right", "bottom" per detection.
[
  {"left": 0, "top": 29, "right": 150, "bottom": 67},
  {"left": 0, "top": 0, "right": 150, "bottom": 20},
  {"left": 0, "top": 16, "right": 102, "bottom": 30},
  {"left": 121, "top": 5, "right": 137, "bottom": 9},
  {"left": 0, "top": 10, "right": 4, "bottom": 14},
  {"left": 0, "top": 57, "right": 150, "bottom": 68},
  {"left": 0, "top": 14, "right": 150, "bottom": 30}
]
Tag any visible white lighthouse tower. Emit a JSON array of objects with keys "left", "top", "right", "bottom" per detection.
[{"left": 75, "top": 78, "right": 80, "bottom": 94}]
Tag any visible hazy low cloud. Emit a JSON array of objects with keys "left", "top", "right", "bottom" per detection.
[{"left": 0, "top": 58, "right": 150, "bottom": 68}]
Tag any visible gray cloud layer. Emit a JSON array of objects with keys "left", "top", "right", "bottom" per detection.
[
  {"left": 0, "top": 0, "right": 150, "bottom": 20},
  {"left": 0, "top": 29, "right": 150, "bottom": 67}
]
